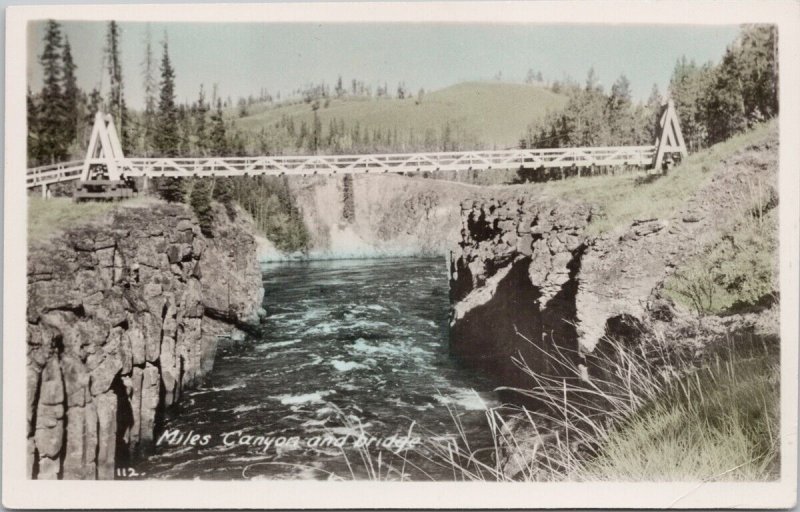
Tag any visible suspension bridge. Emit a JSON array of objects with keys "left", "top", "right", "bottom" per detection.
[{"left": 26, "top": 100, "right": 687, "bottom": 200}]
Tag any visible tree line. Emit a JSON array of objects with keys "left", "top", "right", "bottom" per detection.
[
  {"left": 523, "top": 25, "right": 778, "bottom": 152},
  {"left": 668, "top": 25, "right": 777, "bottom": 150},
  {"left": 520, "top": 70, "right": 662, "bottom": 150},
  {"left": 27, "top": 20, "right": 309, "bottom": 249}
]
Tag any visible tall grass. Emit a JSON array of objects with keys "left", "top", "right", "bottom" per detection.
[
  {"left": 578, "top": 350, "right": 779, "bottom": 481},
  {"left": 427, "top": 328, "right": 779, "bottom": 482}
]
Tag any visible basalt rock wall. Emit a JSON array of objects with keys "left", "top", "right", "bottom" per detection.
[
  {"left": 449, "top": 198, "right": 593, "bottom": 391},
  {"left": 26, "top": 202, "right": 263, "bottom": 479},
  {"left": 448, "top": 131, "right": 779, "bottom": 393}
]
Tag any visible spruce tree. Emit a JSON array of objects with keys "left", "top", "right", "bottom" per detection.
[
  {"left": 27, "top": 87, "right": 41, "bottom": 165},
  {"left": 194, "top": 85, "right": 209, "bottom": 155},
  {"left": 39, "top": 20, "right": 68, "bottom": 163},
  {"left": 704, "top": 48, "right": 747, "bottom": 144},
  {"left": 189, "top": 177, "right": 214, "bottom": 236},
  {"left": 105, "top": 21, "right": 131, "bottom": 152},
  {"left": 209, "top": 99, "right": 227, "bottom": 155},
  {"left": 141, "top": 25, "right": 158, "bottom": 156},
  {"left": 606, "top": 75, "right": 635, "bottom": 145},
  {"left": 644, "top": 84, "right": 664, "bottom": 143},
  {"left": 213, "top": 176, "right": 236, "bottom": 219},
  {"left": 156, "top": 38, "right": 179, "bottom": 156},
  {"left": 61, "top": 37, "right": 79, "bottom": 149},
  {"left": 154, "top": 38, "right": 185, "bottom": 202}
]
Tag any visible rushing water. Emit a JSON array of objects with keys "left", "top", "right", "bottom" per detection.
[{"left": 133, "top": 258, "right": 499, "bottom": 480}]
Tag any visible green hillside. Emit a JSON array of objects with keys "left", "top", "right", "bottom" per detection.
[{"left": 234, "top": 81, "right": 568, "bottom": 150}]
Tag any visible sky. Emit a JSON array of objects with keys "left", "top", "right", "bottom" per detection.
[{"left": 27, "top": 21, "right": 741, "bottom": 109}]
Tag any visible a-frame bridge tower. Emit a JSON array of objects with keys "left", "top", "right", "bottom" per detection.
[
  {"left": 653, "top": 99, "right": 688, "bottom": 170},
  {"left": 74, "top": 112, "right": 135, "bottom": 200}
]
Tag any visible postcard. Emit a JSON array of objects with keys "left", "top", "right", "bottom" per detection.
[{"left": 3, "top": 1, "right": 799, "bottom": 508}]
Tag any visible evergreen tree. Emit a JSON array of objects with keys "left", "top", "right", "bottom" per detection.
[
  {"left": 585, "top": 67, "right": 601, "bottom": 93},
  {"left": 154, "top": 37, "right": 185, "bottom": 202},
  {"left": 189, "top": 178, "right": 214, "bottom": 236},
  {"left": 737, "top": 25, "right": 778, "bottom": 121},
  {"left": 155, "top": 38, "right": 179, "bottom": 156},
  {"left": 644, "top": 84, "right": 664, "bottom": 143},
  {"left": 704, "top": 47, "right": 747, "bottom": 144},
  {"left": 311, "top": 106, "right": 322, "bottom": 153},
  {"left": 606, "top": 75, "right": 635, "bottom": 145},
  {"left": 141, "top": 24, "right": 158, "bottom": 156},
  {"left": 525, "top": 69, "right": 536, "bottom": 84},
  {"left": 194, "top": 85, "right": 209, "bottom": 156},
  {"left": 105, "top": 21, "right": 130, "bottom": 151},
  {"left": 87, "top": 88, "right": 103, "bottom": 118},
  {"left": 335, "top": 76, "right": 345, "bottom": 98},
  {"left": 38, "top": 20, "right": 68, "bottom": 163},
  {"left": 61, "top": 36, "right": 79, "bottom": 148},
  {"left": 27, "top": 88, "right": 41, "bottom": 165},
  {"left": 669, "top": 57, "right": 713, "bottom": 150},
  {"left": 209, "top": 99, "right": 227, "bottom": 155},
  {"left": 213, "top": 176, "right": 236, "bottom": 219}
]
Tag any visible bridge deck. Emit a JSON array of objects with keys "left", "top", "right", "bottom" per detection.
[{"left": 26, "top": 146, "right": 656, "bottom": 189}]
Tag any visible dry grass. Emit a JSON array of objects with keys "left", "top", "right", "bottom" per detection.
[
  {"left": 534, "top": 120, "right": 776, "bottom": 234},
  {"left": 28, "top": 195, "right": 153, "bottom": 244}
]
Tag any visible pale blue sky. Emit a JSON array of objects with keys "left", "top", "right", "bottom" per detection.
[{"left": 28, "top": 21, "right": 741, "bottom": 109}]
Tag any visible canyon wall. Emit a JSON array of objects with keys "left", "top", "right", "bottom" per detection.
[
  {"left": 280, "top": 174, "right": 486, "bottom": 259},
  {"left": 449, "top": 197, "right": 594, "bottom": 391},
  {"left": 449, "top": 132, "right": 778, "bottom": 392},
  {"left": 27, "top": 201, "right": 263, "bottom": 479}
]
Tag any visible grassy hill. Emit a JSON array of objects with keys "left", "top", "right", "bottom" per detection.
[{"left": 234, "top": 81, "right": 568, "bottom": 150}]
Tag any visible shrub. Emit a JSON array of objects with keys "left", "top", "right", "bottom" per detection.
[{"left": 154, "top": 176, "right": 186, "bottom": 203}]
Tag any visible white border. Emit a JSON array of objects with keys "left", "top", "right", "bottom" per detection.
[{"left": 4, "top": 1, "right": 799, "bottom": 509}]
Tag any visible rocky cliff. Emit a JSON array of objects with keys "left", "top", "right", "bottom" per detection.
[
  {"left": 26, "top": 201, "right": 263, "bottom": 479},
  {"left": 449, "top": 132, "right": 778, "bottom": 392},
  {"left": 277, "top": 174, "right": 485, "bottom": 259},
  {"left": 449, "top": 197, "right": 593, "bottom": 390}
]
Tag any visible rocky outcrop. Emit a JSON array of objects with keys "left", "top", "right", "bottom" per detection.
[
  {"left": 26, "top": 201, "right": 263, "bottom": 479},
  {"left": 449, "top": 131, "right": 778, "bottom": 392},
  {"left": 449, "top": 197, "right": 593, "bottom": 390}
]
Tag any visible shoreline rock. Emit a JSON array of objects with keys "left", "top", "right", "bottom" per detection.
[{"left": 26, "top": 201, "right": 263, "bottom": 479}]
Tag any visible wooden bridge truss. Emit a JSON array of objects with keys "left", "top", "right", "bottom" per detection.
[{"left": 27, "top": 100, "right": 687, "bottom": 199}]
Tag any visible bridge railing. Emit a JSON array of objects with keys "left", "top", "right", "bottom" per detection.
[
  {"left": 26, "top": 101, "right": 690, "bottom": 191},
  {"left": 111, "top": 146, "right": 656, "bottom": 177},
  {"left": 25, "top": 146, "right": 657, "bottom": 188},
  {"left": 26, "top": 160, "right": 84, "bottom": 187}
]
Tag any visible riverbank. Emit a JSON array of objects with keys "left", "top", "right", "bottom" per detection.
[
  {"left": 26, "top": 199, "right": 264, "bottom": 479},
  {"left": 444, "top": 122, "right": 780, "bottom": 481}
]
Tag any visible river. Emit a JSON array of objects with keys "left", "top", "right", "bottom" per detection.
[{"left": 132, "top": 258, "right": 499, "bottom": 480}]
